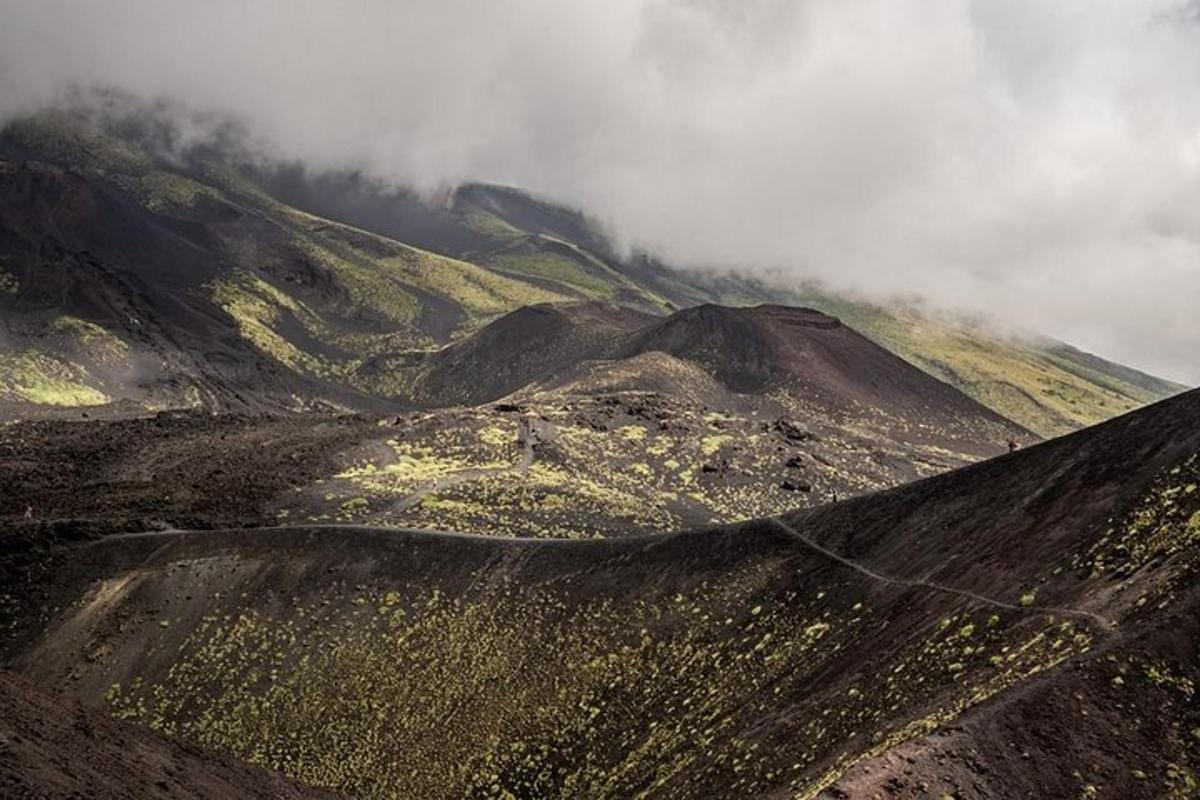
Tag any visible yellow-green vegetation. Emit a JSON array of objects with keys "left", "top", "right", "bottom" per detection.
[
  {"left": 700, "top": 433, "right": 734, "bottom": 457},
  {"left": 336, "top": 442, "right": 491, "bottom": 488},
  {"left": 290, "top": 406, "right": 695, "bottom": 535},
  {"left": 134, "top": 172, "right": 224, "bottom": 212},
  {"left": 293, "top": 239, "right": 424, "bottom": 327},
  {"left": 1142, "top": 658, "right": 1196, "bottom": 700},
  {"left": 6, "top": 112, "right": 154, "bottom": 178},
  {"left": 281, "top": 392, "right": 1006, "bottom": 539},
  {"left": 209, "top": 274, "right": 337, "bottom": 376},
  {"left": 51, "top": 315, "right": 129, "bottom": 363},
  {"left": 484, "top": 235, "right": 668, "bottom": 310},
  {"left": 376, "top": 245, "right": 564, "bottom": 321},
  {"left": 488, "top": 249, "right": 621, "bottom": 300},
  {"left": 263, "top": 212, "right": 565, "bottom": 342},
  {"left": 811, "top": 299, "right": 1175, "bottom": 437},
  {"left": 1074, "top": 454, "right": 1200, "bottom": 577},
  {"left": 7, "top": 110, "right": 1180, "bottom": 430},
  {"left": 1163, "top": 765, "right": 1199, "bottom": 799},
  {"left": 461, "top": 205, "right": 525, "bottom": 241},
  {"left": 7, "top": 110, "right": 577, "bottom": 399},
  {"left": 298, "top": 426, "right": 519, "bottom": 524},
  {"left": 0, "top": 350, "right": 107, "bottom": 406},
  {"left": 616, "top": 424, "right": 647, "bottom": 441},
  {"left": 7, "top": 113, "right": 221, "bottom": 215},
  {"left": 399, "top": 459, "right": 674, "bottom": 538},
  {"left": 103, "top": 560, "right": 1094, "bottom": 800},
  {"left": 206, "top": 218, "right": 567, "bottom": 384}
]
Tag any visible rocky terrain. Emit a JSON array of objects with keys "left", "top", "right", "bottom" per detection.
[
  {"left": 1, "top": 301, "right": 1027, "bottom": 542},
  {"left": 1, "top": 388, "right": 1196, "bottom": 798},
  {"left": 0, "top": 106, "right": 1195, "bottom": 800}
]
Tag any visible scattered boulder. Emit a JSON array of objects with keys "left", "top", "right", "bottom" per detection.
[
  {"left": 517, "top": 416, "right": 558, "bottom": 448},
  {"left": 780, "top": 479, "right": 812, "bottom": 492},
  {"left": 773, "top": 418, "right": 816, "bottom": 442}
]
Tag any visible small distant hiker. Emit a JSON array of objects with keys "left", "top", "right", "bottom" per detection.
[
  {"left": 23, "top": 505, "right": 33, "bottom": 520},
  {"left": 1007, "top": 439, "right": 1020, "bottom": 454}
]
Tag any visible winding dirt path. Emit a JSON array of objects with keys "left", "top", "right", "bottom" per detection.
[{"left": 768, "top": 516, "right": 1117, "bottom": 629}]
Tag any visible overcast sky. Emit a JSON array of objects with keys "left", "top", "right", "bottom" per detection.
[{"left": 1, "top": 1, "right": 1198, "bottom": 383}]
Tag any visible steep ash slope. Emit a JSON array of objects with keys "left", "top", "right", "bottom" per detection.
[
  {"left": 0, "top": 114, "right": 567, "bottom": 414},
  {"left": 4, "top": 390, "right": 1197, "bottom": 799},
  {"left": 371, "top": 301, "right": 1025, "bottom": 447},
  {"left": 0, "top": 668, "right": 340, "bottom": 799},
  {"left": 356, "top": 301, "right": 653, "bottom": 407},
  {"left": 625, "top": 304, "right": 1001, "bottom": 418}
]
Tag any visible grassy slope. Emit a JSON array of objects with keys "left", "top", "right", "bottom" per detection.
[
  {"left": 793, "top": 295, "right": 1184, "bottom": 438},
  {"left": 0, "top": 113, "right": 1185, "bottom": 430},
  {"left": 442, "top": 186, "right": 1187, "bottom": 436},
  {"left": 0, "top": 115, "right": 570, "bottom": 409},
  {"left": 483, "top": 240, "right": 667, "bottom": 311},
  {"left": 499, "top": 239, "right": 1185, "bottom": 436}
]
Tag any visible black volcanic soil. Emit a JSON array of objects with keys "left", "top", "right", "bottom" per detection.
[
  {"left": 0, "top": 668, "right": 340, "bottom": 799},
  {"left": 625, "top": 304, "right": 1010, "bottom": 422},
  {"left": 0, "top": 411, "right": 381, "bottom": 642},
  {"left": 378, "top": 301, "right": 1030, "bottom": 458},
  {"left": 0, "top": 412, "right": 379, "bottom": 532},
  {"left": 1, "top": 390, "right": 1196, "bottom": 798},
  {"left": 363, "top": 301, "right": 652, "bottom": 406}
]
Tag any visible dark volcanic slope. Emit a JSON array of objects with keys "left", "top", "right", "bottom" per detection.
[
  {"left": 250, "top": 170, "right": 1187, "bottom": 434},
  {"left": 374, "top": 300, "right": 1026, "bottom": 427},
  {"left": 4, "top": 390, "right": 1198, "bottom": 798},
  {"left": 0, "top": 114, "right": 574, "bottom": 415},
  {"left": 0, "top": 413, "right": 379, "bottom": 534},
  {"left": 0, "top": 156, "right": 392, "bottom": 414},
  {"left": 626, "top": 304, "right": 998, "bottom": 417},
  {"left": 611, "top": 303, "right": 1028, "bottom": 458},
  {"left": 0, "top": 300, "right": 1025, "bottom": 547},
  {"left": 0, "top": 669, "right": 339, "bottom": 799},
  {"left": 0, "top": 112, "right": 1181, "bottom": 432},
  {"left": 358, "top": 301, "right": 654, "bottom": 406}
]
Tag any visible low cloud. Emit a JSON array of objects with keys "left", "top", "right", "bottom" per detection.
[{"left": 1, "top": 0, "right": 1197, "bottom": 382}]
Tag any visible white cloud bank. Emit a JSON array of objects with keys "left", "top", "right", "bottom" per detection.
[{"left": 1, "top": 0, "right": 1198, "bottom": 381}]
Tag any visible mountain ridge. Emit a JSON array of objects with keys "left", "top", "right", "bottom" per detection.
[{"left": 0, "top": 110, "right": 1184, "bottom": 435}]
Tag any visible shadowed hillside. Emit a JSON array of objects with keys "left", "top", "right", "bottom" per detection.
[
  {"left": 248, "top": 164, "right": 1186, "bottom": 435},
  {"left": 3, "top": 389, "right": 1197, "bottom": 798},
  {"left": 624, "top": 304, "right": 1003, "bottom": 420},
  {"left": 0, "top": 669, "right": 339, "bottom": 799},
  {"left": 354, "top": 301, "right": 653, "bottom": 406},
  {"left": 0, "top": 111, "right": 1183, "bottom": 431},
  {"left": 0, "top": 114, "right": 570, "bottom": 415},
  {"left": 0, "top": 299, "right": 1029, "bottom": 541}
]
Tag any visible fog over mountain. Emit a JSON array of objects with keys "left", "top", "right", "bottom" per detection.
[{"left": 1, "top": 0, "right": 1197, "bottom": 382}]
